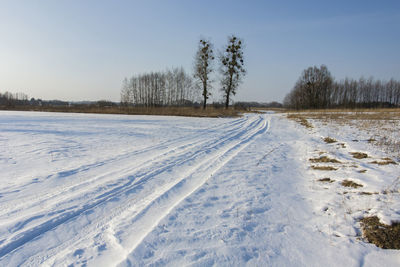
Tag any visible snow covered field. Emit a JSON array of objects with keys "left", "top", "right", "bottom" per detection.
[{"left": 0, "top": 111, "right": 399, "bottom": 266}]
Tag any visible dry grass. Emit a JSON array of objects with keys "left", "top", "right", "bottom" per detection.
[
  {"left": 285, "top": 108, "right": 400, "bottom": 121},
  {"left": 359, "top": 192, "right": 378, "bottom": 195},
  {"left": 323, "top": 137, "right": 337, "bottom": 143},
  {"left": 309, "top": 156, "right": 341, "bottom": 163},
  {"left": 358, "top": 169, "right": 367, "bottom": 173},
  {"left": 3, "top": 106, "right": 241, "bottom": 118},
  {"left": 287, "top": 114, "right": 313, "bottom": 128},
  {"left": 341, "top": 179, "right": 363, "bottom": 188},
  {"left": 360, "top": 216, "right": 400, "bottom": 249},
  {"left": 350, "top": 152, "right": 369, "bottom": 159},
  {"left": 318, "top": 178, "right": 335, "bottom": 183},
  {"left": 285, "top": 109, "right": 400, "bottom": 159},
  {"left": 311, "top": 165, "right": 338, "bottom": 171},
  {"left": 338, "top": 143, "right": 346, "bottom": 148},
  {"left": 370, "top": 158, "right": 397, "bottom": 165}
]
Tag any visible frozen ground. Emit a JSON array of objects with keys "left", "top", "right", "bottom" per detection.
[{"left": 0, "top": 111, "right": 399, "bottom": 266}]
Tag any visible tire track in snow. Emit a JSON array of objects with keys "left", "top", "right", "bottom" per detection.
[
  {"left": 0, "top": 117, "right": 254, "bottom": 258},
  {"left": 0, "top": 115, "right": 267, "bottom": 265},
  {"left": 0, "top": 117, "right": 246, "bottom": 196},
  {"left": 41, "top": 115, "right": 269, "bottom": 266},
  {"left": 0, "top": 117, "right": 248, "bottom": 218}
]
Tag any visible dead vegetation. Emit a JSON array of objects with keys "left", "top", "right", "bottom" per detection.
[
  {"left": 287, "top": 114, "right": 313, "bottom": 128},
  {"left": 360, "top": 216, "right": 400, "bottom": 249},
  {"left": 370, "top": 158, "right": 397, "bottom": 165},
  {"left": 309, "top": 156, "right": 341, "bottom": 163},
  {"left": 341, "top": 179, "right": 363, "bottom": 188},
  {"left": 359, "top": 192, "right": 378, "bottom": 195},
  {"left": 311, "top": 165, "right": 338, "bottom": 171},
  {"left": 318, "top": 178, "right": 335, "bottom": 183},
  {"left": 350, "top": 152, "right": 369, "bottom": 159},
  {"left": 285, "top": 109, "right": 400, "bottom": 159},
  {"left": 6, "top": 106, "right": 242, "bottom": 118},
  {"left": 323, "top": 137, "right": 337, "bottom": 143}
]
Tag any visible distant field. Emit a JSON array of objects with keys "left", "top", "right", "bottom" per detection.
[{"left": 0, "top": 105, "right": 243, "bottom": 118}]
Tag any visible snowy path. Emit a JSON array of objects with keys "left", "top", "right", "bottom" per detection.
[
  {"left": 0, "top": 111, "right": 398, "bottom": 266},
  {"left": 0, "top": 112, "right": 266, "bottom": 266}
]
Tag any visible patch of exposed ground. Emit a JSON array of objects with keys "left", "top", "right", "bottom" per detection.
[
  {"left": 287, "top": 114, "right": 313, "bottom": 128},
  {"left": 309, "top": 156, "right": 341, "bottom": 164},
  {"left": 350, "top": 152, "right": 368, "bottom": 159},
  {"left": 341, "top": 179, "right": 363, "bottom": 188},
  {"left": 311, "top": 166, "right": 338, "bottom": 171},
  {"left": 323, "top": 137, "right": 337, "bottom": 143},
  {"left": 318, "top": 178, "right": 335, "bottom": 183},
  {"left": 370, "top": 158, "right": 397, "bottom": 165},
  {"left": 360, "top": 216, "right": 400, "bottom": 249}
]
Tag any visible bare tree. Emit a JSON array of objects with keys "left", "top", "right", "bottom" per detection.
[
  {"left": 194, "top": 39, "right": 214, "bottom": 109},
  {"left": 284, "top": 65, "right": 400, "bottom": 109},
  {"left": 219, "top": 35, "right": 246, "bottom": 109}
]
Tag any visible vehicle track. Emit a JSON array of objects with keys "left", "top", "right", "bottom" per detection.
[
  {"left": 0, "top": 117, "right": 248, "bottom": 217},
  {"left": 0, "top": 114, "right": 268, "bottom": 266}
]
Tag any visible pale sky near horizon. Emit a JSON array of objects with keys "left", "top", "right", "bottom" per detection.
[{"left": 1, "top": 0, "right": 399, "bottom": 103}]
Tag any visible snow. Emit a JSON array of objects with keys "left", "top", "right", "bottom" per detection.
[{"left": 0, "top": 110, "right": 399, "bottom": 266}]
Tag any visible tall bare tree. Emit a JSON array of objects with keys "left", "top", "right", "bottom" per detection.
[
  {"left": 194, "top": 39, "right": 214, "bottom": 109},
  {"left": 219, "top": 35, "right": 246, "bottom": 109}
]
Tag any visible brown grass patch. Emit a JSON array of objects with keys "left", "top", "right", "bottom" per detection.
[
  {"left": 360, "top": 216, "right": 400, "bottom": 249},
  {"left": 318, "top": 178, "right": 335, "bottom": 183},
  {"left": 1, "top": 106, "right": 241, "bottom": 118},
  {"left": 338, "top": 143, "right": 346, "bottom": 148},
  {"left": 359, "top": 192, "right": 378, "bottom": 195},
  {"left": 350, "top": 152, "right": 369, "bottom": 159},
  {"left": 311, "top": 165, "right": 338, "bottom": 171},
  {"left": 323, "top": 137, "right": 337, "bottom": 143},
  {"left": 370, "top": 158, "right": 397, "bottom": 165},
  {"left": 284, "top": 109, "right": 400, "bottom": 121},
  {"left": 309, "top": 156, "right": 341, "bottom": 163},
  {"left": 287, "top": 114, "right": 313, "bottom": 128},
  {"left": 358, "top": 169, "right": 367, "bottom": 173},
  {"left": 341, "top": 179, "right": 363, "bottom": 188}
]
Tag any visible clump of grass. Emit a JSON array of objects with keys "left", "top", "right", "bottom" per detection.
[
  {"left": 341, "top": 179, "right": 363, "bottom": 188},
  {"left": 311, "top": 165, "right": 338, "bottom": 171},
  {"left": 338, "top": 143, "right": 346, "bottom": 148},
  {"left": 370, "top": 158, "right": 397, "bottom": 165},
  {"left": 359, "top": 192, "right": 378, "bottom": 195},
  {"left": 350, "top": 152, "right": 369, "bottom": 159},
  {"left": 360, "top": 216, "right": 400, "bottom": 249},
  {"left": 323, "top": 137, "right": 337, "bottom": 143},
  {"left": 318, "top": 178, "right": 335, "bottom": 183},
  {"left": 287, "top": 114, "right": 313, "bottom": 128},
  {"left": 309, "top": 156, "right": 341, "bottom": 163},
  {"left": 367, "top": 138, "right": 377, "bottom": 143},
  {"left": 358, "top": 169, "right": 367, "bottom": 173}
]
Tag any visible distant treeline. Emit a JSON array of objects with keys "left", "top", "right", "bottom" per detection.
[
  {"left": 284, "top": 65, "right": 400, "bottom": 109},
  {"left": 0, "top": 91, "right": 30, "bottom": 107},
  {"left": 120, "top": 67, "right": 198, "bottom": 107}
]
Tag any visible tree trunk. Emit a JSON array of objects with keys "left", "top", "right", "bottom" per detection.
[
  {"left": 225, "top": 89, "right": 230, "bottom": 109},
  {"left": 203, "top": 81, "right": 207, "bottom": 109}
]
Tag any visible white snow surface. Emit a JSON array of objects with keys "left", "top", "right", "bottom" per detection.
[{"left": 0, "top": 111, "right": 399, "bottom": 266}]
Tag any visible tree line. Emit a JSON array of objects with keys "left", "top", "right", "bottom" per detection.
[
  {"left": 0, "top": 91, "right": 29, "bottom": 107},
  {"left": 120, "top": 67, "right": 196, "bottom": 107},
  {"left": 121, "top": 35, "right": 246, "bottom": 109},
  {"left": 283, "top": 65, "right": 400, "bottom": 109}
]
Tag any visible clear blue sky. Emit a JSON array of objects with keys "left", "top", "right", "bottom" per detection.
[{"left": 1, "top": 0, "right": 399, "bottom": 102}]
